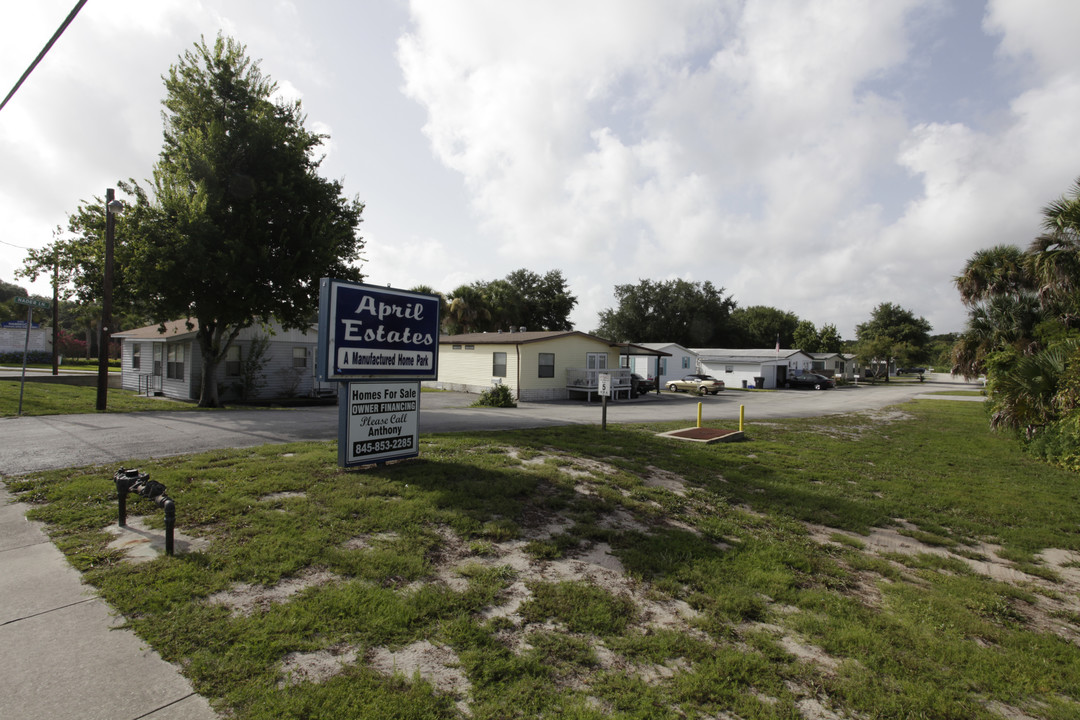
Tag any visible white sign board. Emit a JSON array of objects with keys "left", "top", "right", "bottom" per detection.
[
  {"left": 597, "top": 372, "right": 611, "bottom": 397},
  {"left": 339, "top": 380, "right": 420, "bottom": 466}
]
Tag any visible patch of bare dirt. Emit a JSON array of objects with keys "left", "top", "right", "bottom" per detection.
[
  {"left": 258, "top": 491, "right": 306, "bottom": 502},
  {"left": 368, "top": 640, "right": 471, "bottom": 712},
  {"left": 207, "top": 568, "right": 340, "bottom": 616},
  {"left": 106, "top": 517, "right": 210, "bottom": 563},
  {"left": 505, "top": 447, "right": 619, "bottom": 479},
  {"left": 796, "top": 695, "right": 852, "bottom": 720},
  {"left": 981, "top": 699, "right": 1044, "bottom": 720},
  {"left": 280, "top": 643, "right": 359, "bottom": 686},
  {"left": 341, "top": 531, "right": 399, "bottom": 551},
  {"left": 643, "top": 465, "right": 688, "bottom": 496},
  {"left": 742, "top": 622, "right": 842, "bottom": 676},
  {"left": 597, "top": 507, "right": 650, "bottom": 533},
  {"left": 808, "top": 408, "right": 916, "bottom": 440},
  {"left": 808, "top": 521, "right": 1080, "bottom": 645}
]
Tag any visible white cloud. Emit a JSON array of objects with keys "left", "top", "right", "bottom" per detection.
[
  {"left": 398, "top": 0, "right": 939, "bottom": 334},
  {"left": 984, "top": 0, "right": 1080, "bottom": 77},
  {"left": 7, "top": 1, "right": 1080, "bottom": 345}
]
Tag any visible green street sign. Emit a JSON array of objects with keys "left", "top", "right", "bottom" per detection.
[{"left": 14, "top": 296, "right": 50, "bottom": 310}]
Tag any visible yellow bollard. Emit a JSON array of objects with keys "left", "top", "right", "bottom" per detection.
[
  {"left": 697, "top": 402, "right": 703, "bottom": 428},
  {"left": 739, "top": 404, "right": 744, "bottom": 432}
]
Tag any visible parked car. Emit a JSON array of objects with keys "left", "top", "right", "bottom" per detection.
[
  {"left": 784, "top": 373, "right": 835, "bottom": 390},
  {"left": 897, "top": 366, "right": 926, "bottom": 375},
  {"left": 631, "top": 373, "right": 656, "bottom": 393},
  {"left": 667, "top": 374, "right": 725, "bottom": 395}
]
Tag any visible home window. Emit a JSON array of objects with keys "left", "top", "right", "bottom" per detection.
[
  {"left": 725, "top": 365, "right": 734, "bottom": 373},
  {"left": 166, "top": 344, "right": 185, "bottom": 380},
  {"left": 659, "top": 358, "right": 667, "bottom": 375},
  {"left": 452, "top": 344, "right": 462, "bottom": 350},
  {"left": 493, "top": 352, "right": 507, "bottom": 377},
  {"left": 132, "top": 344, "right": 141, "bottom": 370},
  {"left": 293, "top": 347, "right": 307, "bottom": 368},
  {"left": 538, "top": 352, "right": 554, "bottom": 378},
  {"left": 465, "top": 344, "right": 475, "bottom": 350},
  {"left": 153, "top": 344, "right": 162, "bottom": 376},
  {"left": 682, "top": 357, "right": 690, "bottom": 369},
  {"left": 225, "top": 345, "right": 241, "bottom": 376}
]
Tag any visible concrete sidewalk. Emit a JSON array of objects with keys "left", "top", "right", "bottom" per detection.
[{"left": 0, "top": 484, "right": 219, "bottom": 720}]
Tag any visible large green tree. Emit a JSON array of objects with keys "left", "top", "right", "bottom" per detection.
[
  {"left": 594, "top": 279, "right": 735, "bottom": 346},
  {"left": 817, "top": 323, "right": 843, "bottom": 353},
  {"left": 729, "top": 305, "right": 800, "bottom": 348},
  {"left": 854, "top": 302, "right": 932, "bottom": 380},
  {"left": 792, "top": 320, "right": 819, "bottom": 352},
  {"left": 443, "top": 269, "right": 578, "bottom": 335},
  {"left": 120, "top": 36, "right": 363, "bottom": 406},
  {"left": 503, "top": 269, "right": 577, "bottom": 331}
]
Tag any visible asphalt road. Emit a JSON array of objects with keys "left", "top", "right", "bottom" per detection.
[{"left": 0, "top": 375, "right": 981, "bottom": 476}]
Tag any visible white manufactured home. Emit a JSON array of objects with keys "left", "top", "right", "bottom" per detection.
[
  {"left": 621, "top": 342, "right": 698, "bottom": 388},
  {"left": 692, "top": 348, "right": 816, "bottom": 390},
  {"left": 114, "top": 319, "right": 330, "bottom": 402}
]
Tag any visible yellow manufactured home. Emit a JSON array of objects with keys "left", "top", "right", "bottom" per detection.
[{"left": 433, "top": 330, "right": 667, "bottom": 401}]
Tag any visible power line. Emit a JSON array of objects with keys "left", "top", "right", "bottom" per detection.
[{"left": 0, "top": 0, "right": 90, "bottom": 114}]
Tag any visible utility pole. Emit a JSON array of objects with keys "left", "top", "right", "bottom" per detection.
[
  {"left": 51, "top": 252, "right": 59, "bottom": 375},
  {"left": 96, "top": 188, "right": 120, "bottom": 411}
]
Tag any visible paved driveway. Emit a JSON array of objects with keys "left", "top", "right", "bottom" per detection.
[{"left": 0, "top": 376, "right": 980, "bottom": 476}]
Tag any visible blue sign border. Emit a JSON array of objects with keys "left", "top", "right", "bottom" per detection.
[{"left": 317, "top": 278, "right": 440, "bottom": 381}]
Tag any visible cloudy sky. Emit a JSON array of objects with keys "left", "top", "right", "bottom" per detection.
[{"left": 3, "top": 0, "right": 1080, "bottom": 339}]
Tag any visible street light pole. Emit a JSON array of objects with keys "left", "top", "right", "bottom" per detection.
[
  {"left": 96, "top": 188, "right": 119, "bottom": 411},
  {"left": 51, "top": 253, "right": 59, "bottom": 375}
]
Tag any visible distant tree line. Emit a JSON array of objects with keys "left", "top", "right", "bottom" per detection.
[{"left": 593, "top": 278, "right": 849, "bottom": 353}]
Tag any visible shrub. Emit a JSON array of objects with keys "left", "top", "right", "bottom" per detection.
[
  {"left": 472, "top": 383, "right": 516, "bottom": 408},
  {"left": 0, "top": 351, "right": 51, "bottom": 365},
  {"left": 56, "top": 329, "right": 86, "bottom": 358}
]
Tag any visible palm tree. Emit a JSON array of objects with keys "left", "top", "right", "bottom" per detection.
[
  {"left": 410, "top": 285, "right": 449, "bottom": 334},
  {"left": 952, "top": 245, "right": 1046, "bottom": 377},
  {"left": 445, "top": 284, "right": 491, "bottom": 335},
  {"left": 987, "top": 341, "right": 1078, "bottom": 438},
  {"left": 956, "top": 178, "right": 1080, "bottom": 459},
  {"left": 1028, "top": 178, "right": 1080, "bottom": 327},
  {"left": 954, "top": 244, "right": 1030, "bottom": 307}
]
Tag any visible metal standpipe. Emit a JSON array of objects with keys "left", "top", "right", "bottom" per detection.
[{"left": 114, "top": 467, "right": 176, "bottom": 556}]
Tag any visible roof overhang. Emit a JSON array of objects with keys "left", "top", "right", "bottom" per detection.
[{"left": 612, "top": 342, "right": 672, "bottom": 357}]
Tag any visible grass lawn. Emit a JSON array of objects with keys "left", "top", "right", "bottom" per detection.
[
  {"left": 0, "top": 382, "right": 447, "bottom": 417},
  {"left": 7, "top": 400, "right": 1080, "bottom": 719},
  {"left": 0, "top": 381, "right": 202, "bottom": 416}
]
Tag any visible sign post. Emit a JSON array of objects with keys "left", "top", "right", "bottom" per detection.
[
  {"left": 597, "top": 372, "right": 611, "bottom": 431},
  {"left": 13, "top": 296, "right": 50, "bottom": 416},
  {"left": 317, "top": 279, "right": 440, "bottom": 467}
]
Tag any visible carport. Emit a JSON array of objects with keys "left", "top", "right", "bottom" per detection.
[{"left": 613, "top": 342, "right": 671, "bottom": 395}]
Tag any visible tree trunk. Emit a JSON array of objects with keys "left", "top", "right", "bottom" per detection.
[
  {"left": 198, "top": 339, "right": 221, "bottom": 408},
  {"left": 196, "top": 321, "right": 243, "bottom": 408}
]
